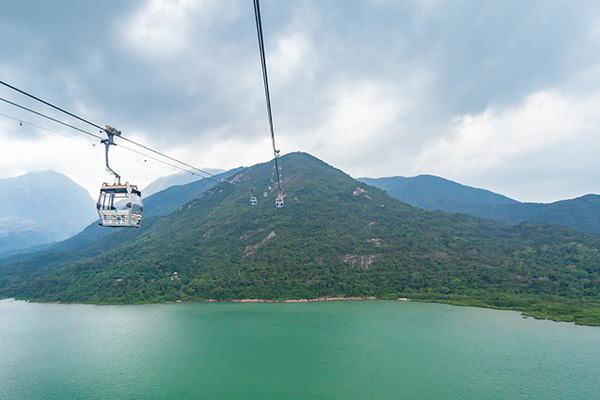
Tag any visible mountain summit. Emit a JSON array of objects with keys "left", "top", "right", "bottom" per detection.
[
  {"left": 1, "top": 153, "right": 599, "bottom": 325},
  {"left": 0, "top": 171, "right": 97, "bottom": 254}
]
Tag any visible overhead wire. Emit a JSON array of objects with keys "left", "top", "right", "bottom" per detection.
[
  {"left": 0, "top": 96, "right": 103, "bottom": 141},
  {"left": 0, "top": 81, "right": 241, "bottom": 186},
  {"left": 0, "top": 1, "right": 284, "bottom": 193},
  {"left": 116, "top": 134, "right": 235, "bottom": 185},
  {"left": 252, "top": 0, "right": 283, "bottom": 193},
  {"left": 1, "top": 0, "right": 286, "bottom": 194},
  {"left": 0, "top": 105, "right": 224, "bottom": 182},
  {"left": 0, "top": 79, "right": 105, "bottom": 132},
  {"left": 0, "top": 110, "right": 95, "bottom": 144}
]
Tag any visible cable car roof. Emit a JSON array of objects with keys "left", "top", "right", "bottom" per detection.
[{"left": 100, "top": 183, "right": 141, "bottom": 196}]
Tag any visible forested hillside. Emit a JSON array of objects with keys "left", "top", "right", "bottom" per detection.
[{"left": 1, "top": 153, "right": 599, "bottom": 325}]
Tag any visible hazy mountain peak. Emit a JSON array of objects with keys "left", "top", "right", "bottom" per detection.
[
  {"left": 143, "top": 168, "right": 226, "bottom": 197},
  {"left": 0, "top": 170, "right": 97, "bottom": 253}
]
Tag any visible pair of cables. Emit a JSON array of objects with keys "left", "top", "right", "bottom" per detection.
[
  {"left": 0, "top": 0, "right": 284, "bottom": 193},
  {"left": 0, "top": 80, "right": 233, "bottom": 186},
  {"left": 253, "top": 0, "right": 283, "bottom": 196}
]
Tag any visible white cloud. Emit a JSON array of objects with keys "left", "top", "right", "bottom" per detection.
[
  {"left": 2, "top": 1, "right": 600, "bottom": 203},
  {"left": 417, "top": 91, "right": 579, "bottom": 170},
  {"left": 121, "top": 0, "right": 196, "bottom": 57},
  {"left": 277, "top": 61, "right": 437, "bottom": 179},
  {"left": 269, "top": 32, "right": 312, "bottom": 80},
  {"left": 413, "top": 90, "right": 600, "bottom": 201},
  {"left": 120, "top": 0, "right": 238, "bottom": 58},
  {"left": 0, "top": 123, "right": 100, "bottom": 197},
  {"left": 297, "top": 80, "right": 403, "bottom": 161}
]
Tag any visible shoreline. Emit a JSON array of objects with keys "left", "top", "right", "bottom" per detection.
[
  {"left": 202, "top": 296, "right": 410, "bottom": 303},
  {"left": 1, "top": 296, "right": 409, "bottom": 305},
  {"left": 3, "top": 296, "right": 598, "bottom": 326}
]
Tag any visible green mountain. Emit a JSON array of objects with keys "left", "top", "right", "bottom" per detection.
[
  {"left": 1, "top": 153, "right": 600, "bottom": 325},
  {"left": 358, "top": 175, "right": 518, "bottom": 210},
  {"left": 360, "top": 176, "right": 600, "bottom": 233},
  {"left": 524, "top": 195, "right": 600, "bottom": 231}
]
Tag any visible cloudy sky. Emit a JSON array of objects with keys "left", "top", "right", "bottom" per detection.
[{"left": 1, "top": 0, "right": 600, "bottom": 202}]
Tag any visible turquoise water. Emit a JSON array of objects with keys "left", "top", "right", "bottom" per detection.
[{"left": 0, "top": 299, "right": 599, "bottom": 399}]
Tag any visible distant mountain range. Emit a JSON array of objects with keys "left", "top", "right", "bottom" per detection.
[
  {"left": 0, "top": 168, "right": 243, "bottom": 266},
  {"left": 0, "top": 167, "right": 240, "bottom": 259},
  {"left": 142, "top": 168, "right": 242, "bottom": 219},
  {"left": 358, "top": 175, "right": 600, "bottom": 233},
  {"left": 0, "top": 171, "right": 97, "bottom": 255},
  {"left": 5, "top": 168, "right": 599, "bottom": 260},
  {"left": 143, "top": 168, "right": 225, "bottom": 197},
  {"left": 2, "top": 153, "right": 599, "bottom": 325}
]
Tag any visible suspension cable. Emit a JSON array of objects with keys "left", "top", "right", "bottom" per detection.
[
  {"left": 0, "top": 96, "right": 103, "bottom": 140},
  {"left": 253, "top": 0, "right": 283, "bottom": 193},
  {"left": 0, "top": 82, "right": 241, "bottom": 186},
  {"left": 0, "top": 105, "right": 227, "bottom": 184},
  {"left": 0, "top": 110, "right": 101, "bottom": 144},
  {"left": 0, "top": 80, "right": 104, "bottom": 131}
]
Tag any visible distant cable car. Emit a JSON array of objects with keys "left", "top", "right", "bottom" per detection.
[
  {"left": 250, "top": 196, "right": 257, "bottom": 205},
  {"left": 97, "top": 125, "right": 143, "bottom": 227},
  {"left": 97, "top": 182, "right": 143, "bottom": 227},
  {"left": 276, "top": 193, "right": 284, "bottom": 208}
]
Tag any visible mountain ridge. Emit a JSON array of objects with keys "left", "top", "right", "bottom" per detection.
[
  {"left": 358, "top": 175, "right": 518, "bottom": 208},
  {"left": 142, "top": 168, "right": 226, "bottom": 197},
  {"left": 2, "top": 152, "right": 599, "bottom": 325},
  {"left": 359, "top": 175, "right": 600, "bottom": 233}
]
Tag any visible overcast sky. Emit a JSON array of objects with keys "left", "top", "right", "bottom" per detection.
[{"left": 1, "top": 0, "right": 600, "bottom": 203}]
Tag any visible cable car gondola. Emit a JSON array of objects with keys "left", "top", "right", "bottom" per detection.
[
  {"left": 97, "top": 181, "right": 143, "bottom": 227},
  {"left": 249, "top": 188, "right": 258, "bottom": 205},
  {"left": 97, "top": 125, "right": 144, "bottom": 227},
  {"left": 276, "top": 193, "right": 284, "bottom": 208}
]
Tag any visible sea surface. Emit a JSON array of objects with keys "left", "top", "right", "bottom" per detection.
[{"left": 0, "top": 299, "right": 599, "bottom": 400}]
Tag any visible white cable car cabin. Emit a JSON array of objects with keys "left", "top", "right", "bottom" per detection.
[
  {"left": 97, "top": 182, "right": 143, "bottom": 227},
  {"left": 276, "top": 193, "right": 284, "bottom": 208}
]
